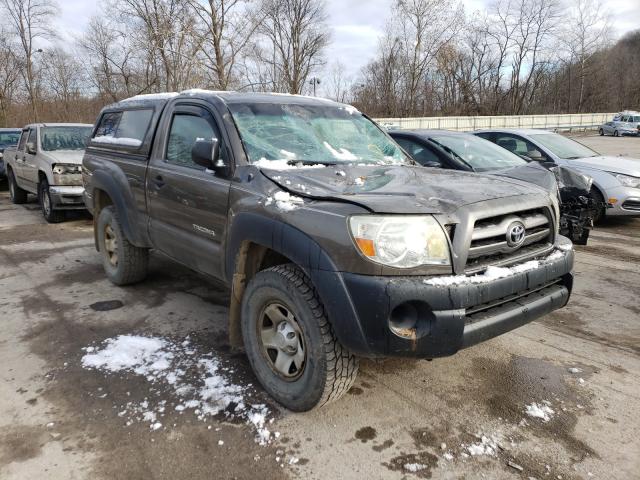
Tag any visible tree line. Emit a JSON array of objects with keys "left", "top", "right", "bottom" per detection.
[{"left": 0, "top": 0, "right": 637, "bottom": 128}]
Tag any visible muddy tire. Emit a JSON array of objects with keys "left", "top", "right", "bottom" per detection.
[
  {"left": 97, "top": 206, "right": 149, "bottom": 285},
  {"left": 8, "top": 169, "right": 28, "bottom": 204},
  {"left": 39, "top": 179, "right": 66, "bottom": 223},
  {"left": 241, "top": 264, "right": 359, "bottom": 411}
]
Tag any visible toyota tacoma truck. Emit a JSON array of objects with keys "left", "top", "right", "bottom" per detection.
[
  {"left": 82, "top": 91, "right": 574, "bottom": 411},
  {"left": 5, "top": 123, "right": 93, "bottom": 222}
]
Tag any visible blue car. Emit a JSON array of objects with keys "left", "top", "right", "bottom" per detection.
[{"left": 0, "top": 128, "right": 21, "bottom": 180}]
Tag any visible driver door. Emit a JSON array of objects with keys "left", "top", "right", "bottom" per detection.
[{"left": 146, "top": 103, "right": 231, "bottom": 279}]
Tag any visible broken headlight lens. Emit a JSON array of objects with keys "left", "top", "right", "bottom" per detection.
[
  {"left": 349, "top": 215, "right": 450, "bottom": 268},
  {"left": 52, "top": 164, "right": 82, "bottom": 175},
  {"left": 614, "top": 173, "right": 640, "bottom": 188}
]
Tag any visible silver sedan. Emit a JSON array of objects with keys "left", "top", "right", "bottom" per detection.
[{"left": 474, "top": 129, "right": 640, "bottom": 221}]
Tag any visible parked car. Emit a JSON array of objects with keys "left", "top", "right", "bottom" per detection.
[
  {"left": 0, "top": 128, "right": 21, "bottom": 180},
  {"left": 4, "top": 123, "right": 93, "bottom": 222},
  {"left": 475, "top": 129, "right": 640, "bottom": 221},
  {"left": 389, "top": 129, "right": 598, "bottom": 244},
  {"left": 83, "top": 91, "right": 574, "bottom": 411},
  {"left": 599, "top": 111, "right": 640, "bottom": 137}
]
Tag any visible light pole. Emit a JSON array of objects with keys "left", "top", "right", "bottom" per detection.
[{"left": 309, "top": 77, "right": 321, "bottom": 96}]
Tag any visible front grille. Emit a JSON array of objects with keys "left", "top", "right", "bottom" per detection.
[
  {"left": 622, "top": 199, "right": 640, "bottom": 211},
  {"left": 465, "top": 208, "right": 553, "bottom": 272}
]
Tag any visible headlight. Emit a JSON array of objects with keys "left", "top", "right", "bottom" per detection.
[
  {"left": 349, "top": 215, "right": 450, "bottom": 268},
  {"left": 614, "top": 173, "right": 640, "bottom": 188},
  {"left": 52, "top": 164, "right": 82, "bottom": 175}
]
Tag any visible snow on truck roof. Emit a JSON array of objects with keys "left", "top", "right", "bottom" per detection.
[{"left": 112, "top": 90, "right": 356, "bottom": 110}]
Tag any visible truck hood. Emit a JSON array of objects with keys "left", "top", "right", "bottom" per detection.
[
  {"left": 259, "top": 164, "right": 548, "bottom": 214},
  {"left": 41, "top": 150, "right": 85, "bottom": 165},
  {"left": 569, "top": 155, "right": 640, "bottom": 177}
]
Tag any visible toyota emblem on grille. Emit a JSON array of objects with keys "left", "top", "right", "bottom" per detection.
[{"left": 506, "top": 221, "right": 526, "bottom": 248}]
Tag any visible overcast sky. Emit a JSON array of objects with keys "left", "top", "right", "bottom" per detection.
[{"left": 55, "top": 0, "right": 640, "bottom": 82}]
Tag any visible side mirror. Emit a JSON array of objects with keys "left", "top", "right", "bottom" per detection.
[
  {"left": 192, "top": 138, "right": 224, "bottom": 173},
  {"left": 26, "top": 142, "right": 36, "bottom": 155}
]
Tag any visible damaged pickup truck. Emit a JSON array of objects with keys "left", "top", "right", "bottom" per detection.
[{"left": 82, "top": 91, "right": 574, "bottom": 411}]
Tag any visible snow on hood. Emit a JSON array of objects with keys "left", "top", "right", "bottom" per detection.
[
  {"left": 257, "top": 163, "right": 548, "bottom": 215},
  {"left": 569, "top": 155, "right": 640, "bottom": 177},
  {"left": 41, "top": 149, "right": 85, "bottom": 165}
]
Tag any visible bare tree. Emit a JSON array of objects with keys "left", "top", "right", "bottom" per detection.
[
  {"left": 187, "top": 0, "right": 262, "bottom": 89},
  {"left": 42, "top": 47, "right": 85, "bottom": 121},
  {"left": 563, "top": 0, "right": 610, "bottom": 112},
  {"left": 324, "top": 61, "right": 352, "bottom": 102},
  {"left": 0, "top": 0, "right": 58, "bottom": 122},
  {"left": 257, "top": 0, "right": 329, "bottom": 94},
  {"left": 0, "top": 35, "right": 22, "bottom": 126}
]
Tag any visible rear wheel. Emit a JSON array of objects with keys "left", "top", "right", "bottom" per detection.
[
  {"left": 8, "top": 169, "right": 28, "bottom": 204},
  {"left": 39, "top": 179, "right": 66, "bottom": 223},
  {"left": 97, "top": 206, "right": 149, "bottom": 285},
  {"left": 614, "top": 130, "right": 619, "bottom": 137},
  {"left": 598, "top": 128, "right": 604, "bottom": 136},
  {"left": 241, "top": 264, "right": 359, "bottom": 411}
]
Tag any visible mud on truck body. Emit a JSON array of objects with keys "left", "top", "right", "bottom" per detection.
[{"left": 82, "top": 91, "right": 574, "bottom": 411}]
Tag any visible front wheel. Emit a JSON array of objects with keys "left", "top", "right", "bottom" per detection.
[
  {"left": 97, "top": 206, "right": 149, "bottom": 285},
  {"left": 241, "top": 264, "right": 359, "bottom": 411},
  {"left": 590, "top": 188, "right": 606, "bottom": 224},
  {"left": 614, "top": 130, "right": 619, "bottom": 137},
  {"left": 39, "top": 179, "right": 66, "bottom": 223},
  {"left": 599, "top": 128, "right": 604, "bottom": 136}
]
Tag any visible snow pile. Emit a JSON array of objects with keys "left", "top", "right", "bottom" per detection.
[
  {"left": 92, "top": 136, "right": 142, "bottom": 147},
  {"left": 525, "top": 401, "right": 555, "bottom": 422},
  {"left": 323, "top": 141, "right": 358, "bottom": 161},
  {"left": 568, "top": 367, "right": 582, "bottom": 374},
  {"left": 341, "top": 105, "right": 360, "bottom": 115},
  {"left": 404, "top": 463, "right": 428, "bottom": 472},
  {"left": 264, "top": 191, "right": 305, "bottom": 212},
  {"left": 354, "top": 177, "right": 365, "bottom": 186},
  {"left": 123, "top": 92, "right": 179, "bottom": 102},
  {"left": 81, "top": 335, "right": 274, "bottom": 444},
  {"left": 424, "top": 249, "right": 567, "bottom": 287},
  {"left": 253, "top": 158, "right": 326, "bottom": 170},
  {"left": 465, "top": 435, "right": 499, "bottom": 456}
]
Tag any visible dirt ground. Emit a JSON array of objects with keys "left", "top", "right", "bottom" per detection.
[{"left": 1, "top": 134, "right": 639, "bottom": 480}]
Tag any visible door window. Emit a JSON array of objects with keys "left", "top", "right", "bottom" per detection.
[
  {"left": 166, "top": 113, "right": 219, "bottom": 169},
  {"left": 495, "top": 134, "right": 548, "bottom": 161},
  {"left": 26, "top": 129, "right": 37, "bottom": 152},
  {"left": 395, "top": 137, "right": 442, "bottom": 166},
  {"left": 17, "top": 130, "right": 28, "bottom": 151}
]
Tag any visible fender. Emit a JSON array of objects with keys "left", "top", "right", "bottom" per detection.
[
  {"left": 226, "top": 212, "right": 373, "bottom": 356},
  {"left": 90, "top": 167, "right": 151, "bottom": 248}
]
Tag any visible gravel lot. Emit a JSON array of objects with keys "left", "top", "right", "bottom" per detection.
[{"left": 1, "top": 134, "right": 639, "bottom": 480}]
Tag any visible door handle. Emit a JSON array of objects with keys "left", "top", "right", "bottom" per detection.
[{"left": 153, "top": 175, "right": 165, "bottom": 188}]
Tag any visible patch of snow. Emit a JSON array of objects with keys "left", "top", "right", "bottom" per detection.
[
  {"left": 404, "top": 463, "right": 427, "bottom": 472},
  {"left": 525, "top": 402, "right": 555, "bottom": 422},
  {"left": 288, "top": 456, "right": 299, "bottom": 465},
  {"left": 578, "top": 378, "right": 585, "bottom": 385},
  {"left": 341, "top": 104, "right": 360, "bottom": 115},
  {"left": 424, "top": 249, "right": 567, "bottom": 287},
  {"left": 323, "top": 141, "right": 358, "bottom": 161},
  {"left": 568, "top": 367, "right": 582, "bottom": 374},
  {"left": 92, "top": 136, "right": 142, "bottom": 147},
  {"left": 354, "top": 177, "right": 364, "bottom": 186},
  {"left": 81, "top": 335, "right": 274, "bottom": 445},
  {"left": 336, "top": 170, "right": 346, "bottom": 176},
  {"left": 443, "top": 452, "right": 454, "bottom": 461},
  {"left": 253, "top": 158, "right": 326, "bottom": 170},
  {"left": 123, "top": 92, "right": 178, "bottom": 102},
  {"left": 279, "top": 149, "right": 296, "bottom": 160},
  {"left": 265, "top": 191, "right": 304, "bottom": 212},
  {"left": 465, "top": 435, "right": 498, "bottom": 456}
]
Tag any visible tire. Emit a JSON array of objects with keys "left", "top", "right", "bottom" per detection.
[
  {"left": 39, "top": 179, "right": 66, "bottom": 223},
  {"left": 241, "top": 264, "right": 359, "bottom": 411},
  {"left": 590, "top": 188, "right": 606, "bottom": 224},
  {"left": 8, "top": 169, "right": 28, "bottom": 204},
  {"left": 97, "top": 206, "right": 149, "bottom": 285},
  {"left": 598, "top": 128, "right": 604, "bottom": 136},
  {"left": 614, "top": 130, "right": 619, "bottom": 137}
]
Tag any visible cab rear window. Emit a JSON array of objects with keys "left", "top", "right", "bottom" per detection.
[{"left": 92, "top": 109, "right": 153, "bottom": 148}]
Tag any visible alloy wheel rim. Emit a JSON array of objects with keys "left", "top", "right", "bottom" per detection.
[
  {"left": 104, "top": 224, "right": 118, "bottom": 266},
  {"left": 258, "top": 302, "right": 306, "bottom": 380}
]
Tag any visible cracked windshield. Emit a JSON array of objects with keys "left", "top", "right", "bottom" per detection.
[{"left": 228, "top": 102, "right": 408, "bottom": 166}]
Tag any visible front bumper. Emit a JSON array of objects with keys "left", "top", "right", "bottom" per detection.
[
  {"left": 603, "top": 185, "right": 640, "bottom": 216},
  {"left": 49, "top": 185, "right": 86, "bottom": 210},
  {"left": 319, "top": 242, "right": 574, "bottom": 358}
]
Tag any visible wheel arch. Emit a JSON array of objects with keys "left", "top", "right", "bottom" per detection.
[{"left": 226, "top": 212, "right": 370, "bottom": 356}]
